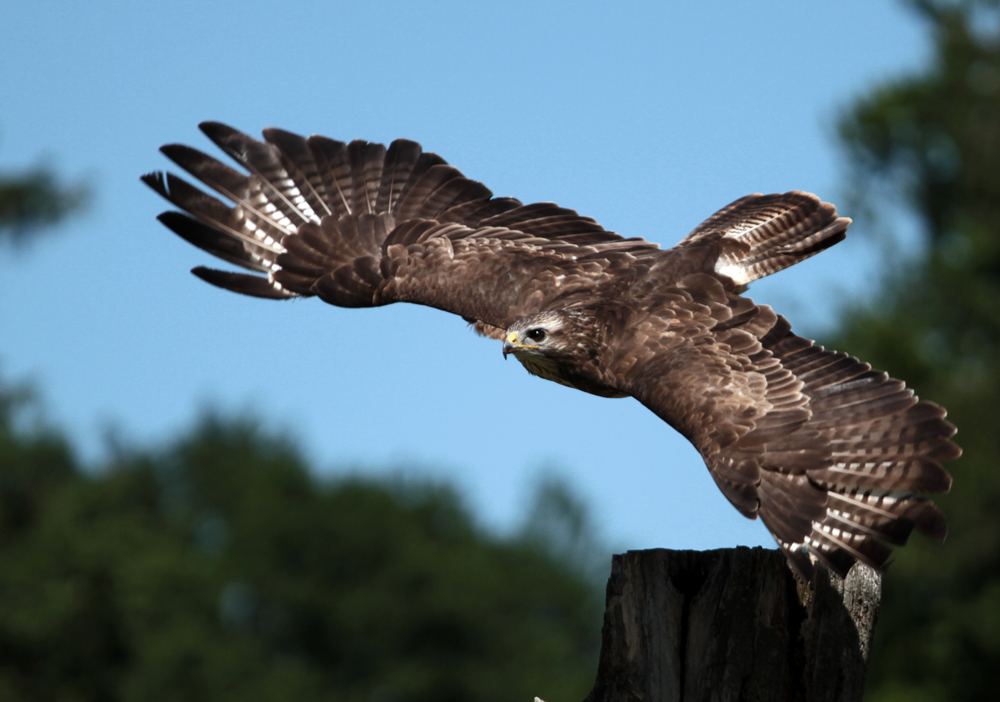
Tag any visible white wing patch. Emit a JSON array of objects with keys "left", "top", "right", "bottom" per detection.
[{"left": 714, "top": 257, "right": 753, "bottom": 286}]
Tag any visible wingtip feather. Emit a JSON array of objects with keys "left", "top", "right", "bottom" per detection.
[{"left": 191, "top": 266, "right": 296, "bottom": 299}]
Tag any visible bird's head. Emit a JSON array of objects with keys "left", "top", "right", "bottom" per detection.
[
  {"left": 501, "top": 308, "right": 621, "bottom": 396},
  {"left": 502, "top": 311, "right": 574, "bottom": 361}
]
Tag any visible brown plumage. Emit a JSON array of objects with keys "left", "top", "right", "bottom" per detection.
[{"left": 144, "top": 123, "right": 961, "bottom": 580}]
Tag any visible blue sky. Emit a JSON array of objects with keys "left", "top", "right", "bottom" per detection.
[{"left": 1, "top": 1, "right": 928, "bottom": 555}]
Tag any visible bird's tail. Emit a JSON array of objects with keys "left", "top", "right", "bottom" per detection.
[{"left": 679, "top": 191, "right": 850, "bottom": 287}]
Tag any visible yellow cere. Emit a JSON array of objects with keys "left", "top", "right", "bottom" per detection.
[{"left": 506, "top": 332, "right": 519, "bottom": 345}]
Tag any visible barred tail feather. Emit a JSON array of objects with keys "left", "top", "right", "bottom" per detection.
[{"left": 681, "top": 191, "right": 850, "bottom": 286}]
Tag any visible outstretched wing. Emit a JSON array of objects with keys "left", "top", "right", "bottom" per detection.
[
  {"left": 611, "top": 274, "right": 959, "bottom": 579},
  {"left": 143, "top": 123, "right": 661, "bottom": 336}
]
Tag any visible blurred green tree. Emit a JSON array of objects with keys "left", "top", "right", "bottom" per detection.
[
  {"left": 0, "top": 405, "right": 601, "bottom": 702},
  {"left": 833, "top": 1, "right": 1000, "bottom": 699},
  {"left": 0, "top": 147, "right": 88, "bottom": 247}
]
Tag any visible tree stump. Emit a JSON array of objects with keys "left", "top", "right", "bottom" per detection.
[{"left": 584, "top": 547, "right": 881, "bottom": 702}]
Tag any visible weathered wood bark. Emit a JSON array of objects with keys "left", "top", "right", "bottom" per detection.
[{"left": 584, "top": 547, "right": 881, "bottom": 702}]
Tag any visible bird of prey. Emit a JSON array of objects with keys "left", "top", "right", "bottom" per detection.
[{"left": 144, "top": 123, "right": 961, "bottom": 579}]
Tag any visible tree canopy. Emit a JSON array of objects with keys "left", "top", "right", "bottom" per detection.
[
  {"left": 0, "top": 399, "right": 602, "bottom": 702},
  {"left": 0, "top": 154, "right": 88, "bottom": 247}
]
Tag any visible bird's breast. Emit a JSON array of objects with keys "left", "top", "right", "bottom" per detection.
[{"left": 514, "top": 352, "right": 628, "bottom": 399}]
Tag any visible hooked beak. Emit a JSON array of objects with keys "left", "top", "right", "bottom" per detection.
[
  {"left": 503, "top": 332, "right": 517, "bottom": 359},
  {"left": 503, "top": 331, "right": 538, "bottom": 359}
]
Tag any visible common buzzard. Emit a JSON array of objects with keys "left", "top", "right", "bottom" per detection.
[{"left": 144, "top": 123, "right": 960, "bottom": 579}]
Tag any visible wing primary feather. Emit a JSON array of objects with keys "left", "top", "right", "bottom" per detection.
[
  {"left": 159, "top": 144, "right": 250, "bottom": 204},
  {"left": 199, "top": 121, "right": 314, "bottom": 226},
  {"left": 191, "top": 266, "right": 295, "bottom": 299},
  {"left": 155, "top": 211, "right": 267, "bottom": 272},
  {"left": 262, "top": 127, "right": 335, "bottom": 218}
]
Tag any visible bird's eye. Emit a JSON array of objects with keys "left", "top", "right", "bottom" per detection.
[{"left": 527, "top": 328, "right": 546, "bottom": 342}]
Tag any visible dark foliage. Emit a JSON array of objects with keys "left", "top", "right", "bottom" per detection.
[
  {"left": 0, "top": 398, "right": 601, "bottom": 702},
  {"left": 0, "top": 140, "right": 88, "bottom": 245}
]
